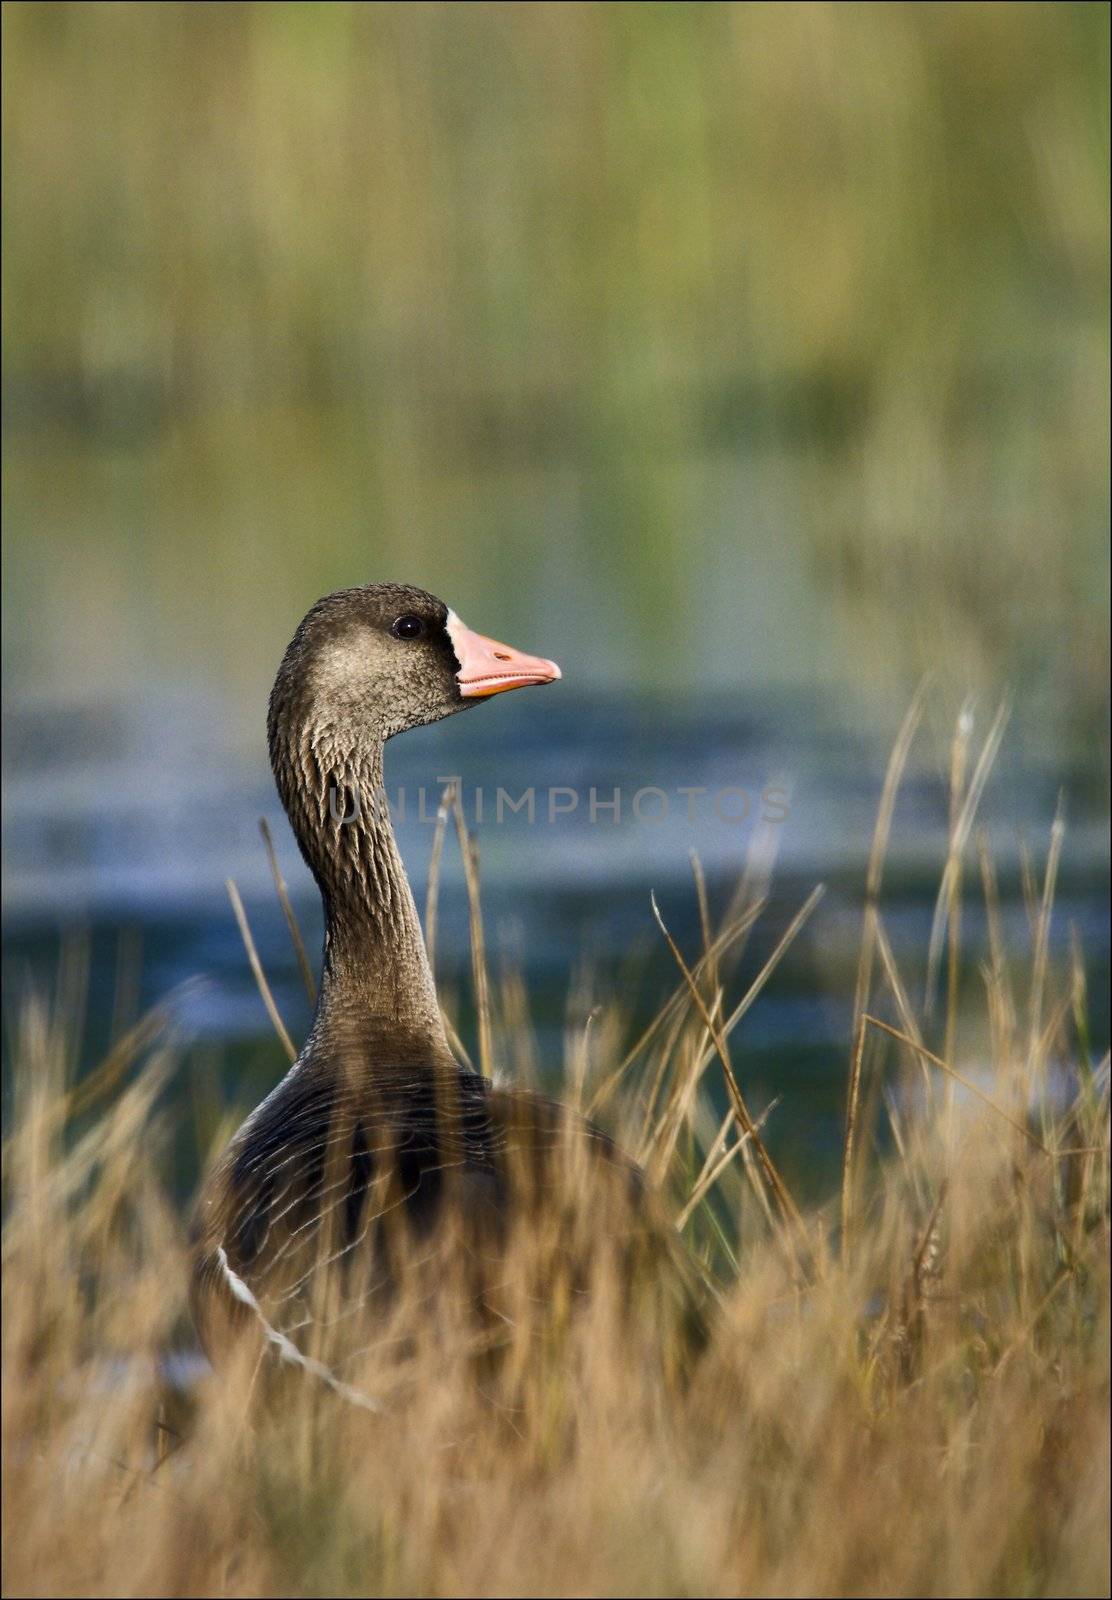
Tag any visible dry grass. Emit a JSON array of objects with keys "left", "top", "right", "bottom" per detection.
[{"left": 3, "top": 713, "right": 1109, "bottom": 1599}]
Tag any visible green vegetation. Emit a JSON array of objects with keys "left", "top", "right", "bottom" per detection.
[
  {"left": 2, "top": 3, "right": 1109, "bottom": 735},
  {"left": 2, "top": 7, "right": 1108, "bottom": 1591}
]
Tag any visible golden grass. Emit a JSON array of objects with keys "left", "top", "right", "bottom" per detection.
[{"left": 2, "top": 711, "right": 1109, "bottom": 1598}]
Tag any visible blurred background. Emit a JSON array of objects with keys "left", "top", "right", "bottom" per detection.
[{"left": 3, "top": 2, "right": 1109, "bottom": 1192}]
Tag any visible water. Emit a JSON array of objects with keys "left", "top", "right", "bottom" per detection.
[{"left": 3, "top": 686, "right": 1108, "bottom": 1202}]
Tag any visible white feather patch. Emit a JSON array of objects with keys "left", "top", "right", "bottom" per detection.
[{"left": 215, "top": 1246, "right": 385, "bottom": 1414}]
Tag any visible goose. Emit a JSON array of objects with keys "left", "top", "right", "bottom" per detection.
[{"left": 191, "top": 583, "right": 695, "bottom": 1381}]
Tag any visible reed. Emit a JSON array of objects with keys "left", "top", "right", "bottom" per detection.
[{"left": 2, "top": 711, "right": 1108, "bottom": 1599}]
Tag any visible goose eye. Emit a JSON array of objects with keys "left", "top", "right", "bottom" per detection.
[{"left": 391, "top": 615, "right": 425, "bottom": 641}]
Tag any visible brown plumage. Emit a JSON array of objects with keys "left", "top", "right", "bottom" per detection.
[{"left": 190, "top": 584, "right": 699, "bottom": 1384}]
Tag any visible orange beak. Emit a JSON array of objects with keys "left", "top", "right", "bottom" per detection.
[{"left": 446, "top": 610, "right": 562, "bottom": 699}]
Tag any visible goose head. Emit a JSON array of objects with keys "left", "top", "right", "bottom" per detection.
[{"left": 268, "top": 583, "right": 560, "bottom": 755}]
